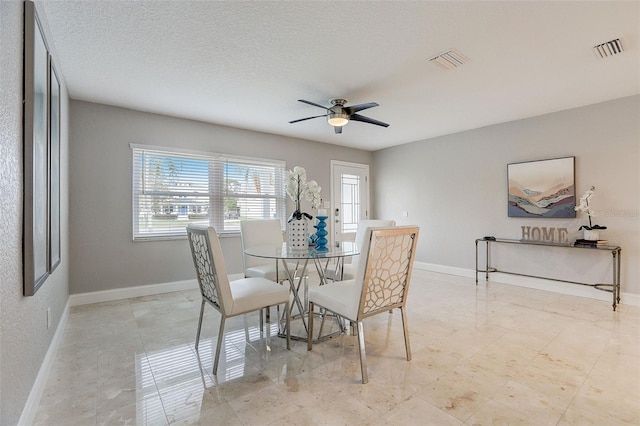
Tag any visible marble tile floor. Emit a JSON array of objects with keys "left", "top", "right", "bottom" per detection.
[{"left": 34, "top": 270, "right": 640, "bottom": 425}]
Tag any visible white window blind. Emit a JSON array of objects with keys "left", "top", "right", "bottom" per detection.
[{"left": 131, "top": 144, "right": 286, "bottom": 240}]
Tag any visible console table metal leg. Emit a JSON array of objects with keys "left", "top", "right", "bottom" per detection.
[
  {"left": 485, "top": 241, "right": 489, "bottom": 281},
  {"left": 612, "top": 250, "right": 616, "bottom": 310},
  {"left": 617, "top": 250, "right": 621, "bottom": 304},
  {"left": 475, "top": 239, "right": 492, "bottom": 284},
  {"left": 475, "top": 240, "right": 478, "bottom": 284},
  {"left": 612, "top": 249, "right": 621, "bottom": 310}
]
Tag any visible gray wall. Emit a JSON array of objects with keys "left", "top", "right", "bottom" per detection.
[
  {"left": 0, "top": 2, "right": 70, "bottom": 424},
  {"left": 1, "top": 3, "right": 635, "bottom": 421},
  {"left": 69, "top": 100, "right": 372, "bottom": 294},
  {"left": 373, "top": 96, "right": 640, "bottom": 295}
]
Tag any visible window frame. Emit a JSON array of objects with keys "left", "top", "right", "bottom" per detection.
[{"left": 130, "top": 143, "right": 286, "bottom": 241}]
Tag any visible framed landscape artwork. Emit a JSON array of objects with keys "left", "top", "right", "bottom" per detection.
[{"left": 507, "top": 156, "right": 576, "bottom": 218}]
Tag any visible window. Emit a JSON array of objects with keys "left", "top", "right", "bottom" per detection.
[{"left": 131, "top": 144, "right": 286, "bottom": 240}]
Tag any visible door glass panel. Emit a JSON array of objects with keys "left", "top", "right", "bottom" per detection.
[{"left": 341, "top": 173, "right": 360, "bottom": 234}]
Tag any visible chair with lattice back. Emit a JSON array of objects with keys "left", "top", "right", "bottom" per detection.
[
  {"left": 187, "top": 225, "right": 290, "bottom": 375},
  {"left": 308, "top": 225, "right": 419, "bottom": 384}
]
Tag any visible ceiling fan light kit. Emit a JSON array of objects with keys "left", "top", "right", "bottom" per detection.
[
  {"left": 327, "top": 113, "right": 349, "bottom": 127},
  {"left": 290, "top": 98, "right": 389, "bottom": 134}
]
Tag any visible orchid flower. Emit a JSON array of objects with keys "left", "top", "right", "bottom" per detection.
[
  {"left": 286, "top": 166, "right": 322, "bottom": 220},
  {"left": 575, "top": 186, "right": 606, "bottom": 230}
]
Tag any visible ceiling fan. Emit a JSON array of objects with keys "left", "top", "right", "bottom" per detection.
[{"left": 289, "top": 99, "right": 389, "bottom": 134}]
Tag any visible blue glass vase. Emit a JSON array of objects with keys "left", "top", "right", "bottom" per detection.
[{"left": 314, "top": 216, "right": 329, "bottom": 251}]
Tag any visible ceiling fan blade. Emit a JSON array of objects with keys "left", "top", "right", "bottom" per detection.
[
  {"left": 344, "top": 102, "right": 379, "bottom": 115},
  {"left": 334, "top": 126, "right": 342, "bottom": 134},
  {"left": 350, "top": 113, "right": 389, "bottom": 128},
  {"left": 298, "top": 99, "right": 329, "bottom": 110},
  {"left": 289, "top": 114, "right": 328, "bottom": 124}
]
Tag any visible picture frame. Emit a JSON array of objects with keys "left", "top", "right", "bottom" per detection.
[
  {"left": 23, "top": 1, "right": 50, "bottom": 295},
  {"left": 49, "top": 59, "right": 61, "bottom": 273},
  {"left": 507, "top": 156, "right": 575, "bottom": 218}
]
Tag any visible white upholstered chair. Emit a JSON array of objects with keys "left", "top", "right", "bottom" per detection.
[
  {"left": 327, "top": 219, "right": 396, "bottom": 281},
  {"left": 240, "top": 219, "right": 299, "bottom": 329},
  {"left": 187, "top": 225, "right": 290, "bottom": 375},
  {"left": 307, "top": 226, "right": 419, "bottom": 384},
  {"left": 240, "top": 219, "right": 292, "bottom": 282}
]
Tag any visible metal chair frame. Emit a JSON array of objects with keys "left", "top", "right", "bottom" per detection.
[
  {"left": 187, "top": 225, "right": 291, "bottom": 375},
  {"left": 308, "top": 226, "right": 419, "bottom": 384}
]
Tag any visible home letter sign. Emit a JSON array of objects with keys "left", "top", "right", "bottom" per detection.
[{"left": 521, "top": 226, "right": 568, "bottom": 243}]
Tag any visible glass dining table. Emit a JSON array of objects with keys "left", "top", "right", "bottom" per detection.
[{"left": 243, "top": 241, "right": 359, "bottom": 341}]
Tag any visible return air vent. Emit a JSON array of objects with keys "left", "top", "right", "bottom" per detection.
[
  {"left": 429, "top": 49, "right": 470, "bottom": 70},
  {"left": 593, "top": 38, "right": 623, "bottom": 58}
]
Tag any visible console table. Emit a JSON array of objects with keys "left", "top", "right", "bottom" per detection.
[{"left": 475, "top": 238, "right": 621, "bottom": 311}]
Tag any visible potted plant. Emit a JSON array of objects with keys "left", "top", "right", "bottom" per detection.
[
  {"left": 575, "top": 186, "right": 606, "bottom": 240},
  {"left": 286, "top": 166, "right": 321, "bottom": 249}
]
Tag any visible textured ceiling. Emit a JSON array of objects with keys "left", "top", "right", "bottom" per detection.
[{"left": 39, "top": 1, "right": 639, "bottom": 151}]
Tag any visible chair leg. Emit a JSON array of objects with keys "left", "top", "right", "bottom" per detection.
[
  {"left": 195, "top": 299, "right": 206, "bottom": 351},
  {"left": 317, "top": 306, "right": 327, "bottom": 338},
  {"left": 213, "top": 316, "right": 226, "bottom": 375},
  {"left": 356, "top": 321, "right": 368, "bottom": 384},
  {"left": 276, "top": 304, "right": 282, "bottom": 335},
  {"left": 400, "top": 307, "right": 412, "bottom": 361},
  {"left": 307, "top": 302, "right": 314, "bottom": 351},
  {"left": 285, "top": 301, "right": 291, "bottom": 350},
  {"left": 259, "top": 308, "right": 264, "bottom": 335},
  {"left": 265, "top": 306, "right": 271, "bottom": 340},
  {"left": 259, "top": 306, "right": 271, "bottom": 336}
]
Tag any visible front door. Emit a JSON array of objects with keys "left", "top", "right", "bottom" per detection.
[{"left": 330, "top": 161, "right": 369, "bottom": 246}]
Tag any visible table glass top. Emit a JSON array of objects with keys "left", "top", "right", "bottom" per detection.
[{"left": 244, "top": 242, "right": 359, "bottom": 260}]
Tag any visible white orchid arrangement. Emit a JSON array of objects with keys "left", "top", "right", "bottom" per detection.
[
  {"left": 574, "top": 186, "right": 606, "bottom": 231},
  {"left": 286, "top": 166, "right": 321, "bottom": 221}
]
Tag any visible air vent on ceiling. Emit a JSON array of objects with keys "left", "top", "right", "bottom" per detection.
[
  {"left": 593, "top": 38, "right": 623, "bottom": 58},
  {"left": 429, "top": 49, "right": 470, "bottom": 70}
]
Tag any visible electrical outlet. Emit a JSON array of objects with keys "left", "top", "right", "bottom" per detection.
[{"left": 46, "top": 307, "right": 51, "bottom": 329}]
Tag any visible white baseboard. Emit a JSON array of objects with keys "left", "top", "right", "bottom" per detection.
[
  {"left": 18, "top": 301, "right": 70, "bottom": 426},
  {"left": 617, "top": 292, "right": 640, "bottom": 307},
  {"left": 69, "top": 279, "right": 197, "bottom": 306},
  {"left": 414, "top": 261, "right": 640, "bottom": 307},
  {"left": 414, "top": 261, "right": 475, "bottom": 278},
  {"left": 69, "top": 274, "right": 245, "bottom": 307}
]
